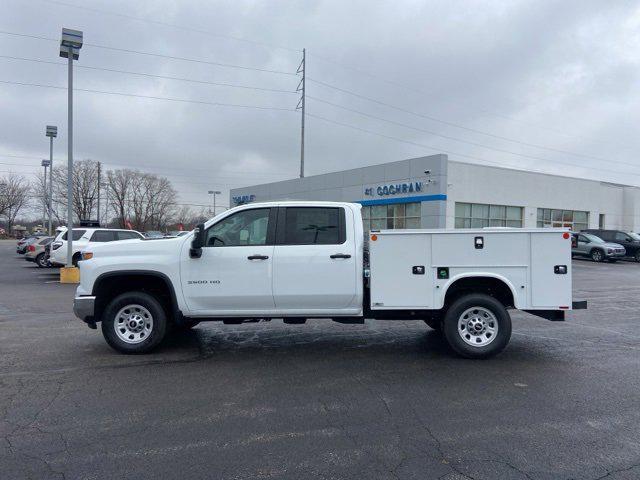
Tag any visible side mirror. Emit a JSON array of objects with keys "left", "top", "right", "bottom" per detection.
[{"left": 190, "top": 223, "right": 205, "bottom": 258}]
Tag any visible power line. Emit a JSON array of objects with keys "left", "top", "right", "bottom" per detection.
[
  {"left": 37, "top": 0, "right": 300, "bottom": 54},
  {"left": 0, "top": 79, "right": 296, "bottom": 111},
  {"left": 306, "top": 95, "right": 640, "bottom": 176},
  {"left": 307, "top": 57, "right": 638, "bottom": 152},
  {"left": 0, "top": 30, "right": 297, "bottom": 76},
  {"left": 0, "top": 157, "right": 292, "bottom": 182},
  {"left": 0, "top": 55, "right": 298, "bottom": 94},
  {"left": 307, "top": 78, "right": 639, "bottom": 168},
  {"left": 305, "top": 112, "right": 640, "bottom": 184}
]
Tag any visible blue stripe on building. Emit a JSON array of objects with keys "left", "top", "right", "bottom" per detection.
[{"left": 356, "top": 194, "right": 447, "bottom": 206}]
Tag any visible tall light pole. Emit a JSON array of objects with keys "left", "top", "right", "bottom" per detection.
[
  {"left": 41, "top": 159, "right": 51, "bottom": 229},
  {"left": 45, "top": 126, "right": 57, "bottom": 235},
  {"left": 60, "top": 28, "right": 82, "bottom": 268},
  {"left": 208, "top": 190, "right": 221, "bottom": 216}
]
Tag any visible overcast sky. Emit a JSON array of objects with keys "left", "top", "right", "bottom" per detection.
[{"left": 1, "top": 0, "right": 639, "bottom": 212}]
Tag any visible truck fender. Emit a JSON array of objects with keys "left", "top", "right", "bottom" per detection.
[
  {"left": 437, "top": 272, "right": 520, "bottom": 310},
  {"left": 92, "top": 270, "right": 183, "bottom": 321}
]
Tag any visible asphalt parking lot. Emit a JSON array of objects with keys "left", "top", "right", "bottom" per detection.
[{"left": 1, "top": 240, "right": 639, "bottom": 480}]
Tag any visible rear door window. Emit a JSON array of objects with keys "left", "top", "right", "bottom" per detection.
[
  {"left": 117, "top": 231, "right": 141, "bottom": 240},
  {"left": 91, "top": 230, "right": 117, "bottom": 242},
  {"left": 281, "top": 207, "right": 345, "bottom": 245}
]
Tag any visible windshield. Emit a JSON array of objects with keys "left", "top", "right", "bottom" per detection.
[{"left": 583, "top": 233, "right": 604, "bottom": 243}]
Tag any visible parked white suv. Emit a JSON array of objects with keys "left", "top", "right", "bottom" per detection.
[{"left": 49, "top": 228, "right": 144, "bottom": 267}]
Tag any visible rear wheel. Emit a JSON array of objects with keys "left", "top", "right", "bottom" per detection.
[
  {"left": 591, "top": 249, "right": 604, "bottom": 262},
  {"left": 443, "top": 294, "right": 511, "bottom": 359},
  {"left": 35, "top": 253, "right": 48, "bottom": 268},
  {"left": 101, "top": 291, "right": 168, "bottom": 354}
]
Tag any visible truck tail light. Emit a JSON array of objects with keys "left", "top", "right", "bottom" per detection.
[{"left": 28, "top": 245, "right": 35, "bottom": 252}]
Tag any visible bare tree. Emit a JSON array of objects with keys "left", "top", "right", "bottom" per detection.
[
  {"left": 106, "top": 168, "right": 134, "bottom": 228},
  {"left": 106, "top": 169, "right": 177, "bottom": 231},
  {"left": 0, "top": 174, "right": 31, "bottom": 233},
  {"left": 51, "top": 159, "right": 100, "bottom": 223}
]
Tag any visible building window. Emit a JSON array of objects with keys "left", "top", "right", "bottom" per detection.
[
  {"left": 455, "top": 202, "right": 523, "bottom": 228},
  {"left": 537, "top": 208, "right": 588, "bottom": 231},
  {"left": 599, "top": 214, "right": 605, "bottom": 229},
  {"left": 361, "top": 202, "right": 421, "bottom": 231}
]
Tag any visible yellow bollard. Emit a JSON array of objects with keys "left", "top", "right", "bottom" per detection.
[{"left": 60, "top": 266, "right": 80, "bottom": 284}]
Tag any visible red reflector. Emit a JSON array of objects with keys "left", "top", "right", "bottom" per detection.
[
  {"left": 559, "top": 306, "right": 569, "bottom": 310},
  {"left": 562, "top": 232, "right": 570, "bottom": 239}
]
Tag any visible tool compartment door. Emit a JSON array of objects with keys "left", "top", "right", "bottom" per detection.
[
  {"left": 530, "top": 232, "right": 572, "bottom": 308},
  {"left": 369, "top": 233, "right": 432, "bottom": 309}
]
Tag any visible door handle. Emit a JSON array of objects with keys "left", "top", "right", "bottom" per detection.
[
  {"left": 330, "top": 253, "right": 351, "bottom": 259},
  {"left": 247, "top": 255, "right": 269, "bottom": 260}
]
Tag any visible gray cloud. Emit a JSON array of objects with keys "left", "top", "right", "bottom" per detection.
[{"left": 1, "top": 0, "right": 639, "bottom": 214}]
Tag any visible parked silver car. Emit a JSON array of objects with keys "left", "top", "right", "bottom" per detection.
[{"left": 571, "top": 232, "right": 625, "bottom": 262}]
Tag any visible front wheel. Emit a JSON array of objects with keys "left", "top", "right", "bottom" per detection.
[
  {"left": 635, "top": 251, "right": 640, "bottom": 263},
  {"left": 442, "top": 294, "right": 511, "bottom": 359},
  {"left": 101, "top": 291, "right": 168, "bottom": 354},
  {"left": 591, "top": 249, "right": 604, "bottom": 262}
]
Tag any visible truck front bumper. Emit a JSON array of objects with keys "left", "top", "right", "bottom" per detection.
[{"left": 73, "top": 295, "right": 96, "bottom": 325}]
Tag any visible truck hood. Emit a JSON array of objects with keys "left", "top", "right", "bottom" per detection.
[{"left": 84, "top": 236, "right": 189, "bottom": 257}]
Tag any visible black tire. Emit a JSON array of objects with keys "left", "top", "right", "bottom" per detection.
[
  {"left": 35, "top": 253, "right": 47, "bottom": 268},
  {"left": 72, "top": 253, "right": 81, "bottom": 267},
  {"left": 635, "top": 251, "right": 640, "bottom": 263},
  {"left": 101, "top": 291, "right": 168, "bottom": 354},
  {"left": 591, "top": 249, "right": 604, "bottom": 262},
  {"left": 442, "top": 294, "right": 511, "bottom": 359}
]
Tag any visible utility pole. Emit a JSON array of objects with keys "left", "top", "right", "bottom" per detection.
[
  {"left": 296, "top": 48, "right": 306, "bottom": 178},
  {"left": 96, "top": 161, "right": 101, "bottom": 225}
]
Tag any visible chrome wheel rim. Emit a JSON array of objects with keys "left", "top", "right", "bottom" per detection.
[
  {"left": 114, "top": 304, "right": 153, "bottom": 344},
  {"left": 458, "top": 306, "right": 498, "bottom": 347},
  {"left": 592, "top": 251, "right": 602, "bottom": 261}
]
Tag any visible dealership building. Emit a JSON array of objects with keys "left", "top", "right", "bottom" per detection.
[{"left": 229, "top": 154, "right": 640, "bottom": 232}]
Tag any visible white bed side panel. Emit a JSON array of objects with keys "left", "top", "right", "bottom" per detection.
[
  {"left": 530, "top": 233, "right": 572, "bottom": 308},
  {"left": 369, "top": 233, "right": 433, "bottom": 309}
]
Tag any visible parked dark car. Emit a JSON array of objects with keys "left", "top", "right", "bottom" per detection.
[{"left": 583, "top": 229, "right": 640, "bottom": 262}]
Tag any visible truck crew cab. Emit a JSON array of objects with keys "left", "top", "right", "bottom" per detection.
[{"left": 74, "top": 201, "right": 585, "bottom": 359}]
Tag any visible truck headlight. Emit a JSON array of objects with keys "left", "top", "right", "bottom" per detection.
[
  {"left": 82, "top": 252, "right": 93, "bottom": 260},
  {"left": 607, "top": 249, "right": 613, "bottom": 254}
]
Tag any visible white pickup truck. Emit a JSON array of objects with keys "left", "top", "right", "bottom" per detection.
[{"left": 73, "top": 201, "right": 585, "bottom": 358}]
